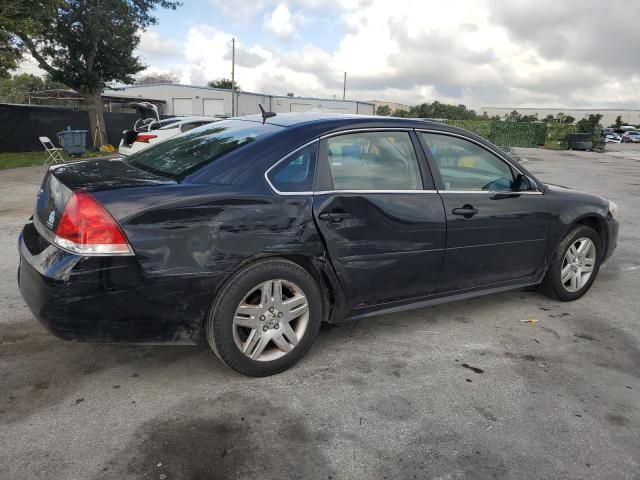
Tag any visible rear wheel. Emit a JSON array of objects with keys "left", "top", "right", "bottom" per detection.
[
  {"left": 539, "top": 225, "right": 601, "bottom": 301},
  {"left": 206, "top": 259, "right": 322, "bottom": 376}
]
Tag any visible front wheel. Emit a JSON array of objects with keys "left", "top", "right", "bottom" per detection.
[
  {"left": 206, "top": 259, "right": 323, "bottom": 376},
  {"left": 539, "top": 225, "right": 601, "bottom": 301}
]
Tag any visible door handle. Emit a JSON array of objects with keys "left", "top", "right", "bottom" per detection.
[
  {"left": 319, "top": 212, "right": 348, "bottom": 222},
  {"left": 452, "top": 205, "right": 478, "bottom": 218}
]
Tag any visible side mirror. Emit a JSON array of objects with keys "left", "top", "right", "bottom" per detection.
[{"left": 514, "top": 173, "right": 535, "bottom": 191}]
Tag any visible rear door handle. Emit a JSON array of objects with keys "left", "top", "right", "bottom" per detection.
[
  {"left": 319, "top": 212, "right": 348, "bottom": 222},
  {"left": 452, "top": 205, "right": 479, "bottom": 218}
]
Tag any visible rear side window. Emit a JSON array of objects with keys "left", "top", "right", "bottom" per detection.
[
  {"left": 267, "top": 143, "right": 317, "bottom": 193},
  {"left": 128, "top": 120, "right": 282, "bottom": 177},
  {"left": 325, "top": 131, "right": 422, "bottom": 190}
]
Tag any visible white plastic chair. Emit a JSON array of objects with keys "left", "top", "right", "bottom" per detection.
[{"left": 39, "top": 136, "right": 65, "bottom": 166}]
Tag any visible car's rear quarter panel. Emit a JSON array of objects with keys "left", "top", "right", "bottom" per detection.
[{"left": 89, "top": 182, "right": 327, "bottom": 342}]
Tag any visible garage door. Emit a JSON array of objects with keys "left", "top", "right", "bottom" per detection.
[
  {"left": 172, "top": 98, "right": 192, "bottom": 116},
  {"left": 203, "top": 98, "right": 224, "bottom": 116}
]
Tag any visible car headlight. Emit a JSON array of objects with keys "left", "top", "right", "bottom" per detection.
[{"left": 609, "top": 200, "right": 619, "bottom": 219}]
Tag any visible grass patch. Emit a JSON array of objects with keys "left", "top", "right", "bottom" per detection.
[{"left": 0, "top": 151, "right": 114, "bottom": 170}]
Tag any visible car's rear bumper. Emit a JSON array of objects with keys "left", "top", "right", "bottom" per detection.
[{"left": 18, "top": 221, "right": 211, "bottom": 344}]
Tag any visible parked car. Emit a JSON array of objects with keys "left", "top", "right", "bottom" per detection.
[
  {"left": 601, "top": 128, "right": 621, "bottom": 143},
  {"left": 118, "top": 102, "right": 221, "bottom": 155},
  {"left": 18, "top": 114, "right": 619, "bottom": 376},
  {"left": 621, "top": 130, "right": 640, "bottom": 143}
]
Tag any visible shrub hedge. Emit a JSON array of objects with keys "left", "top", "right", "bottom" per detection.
[{"left": 449, "top": 120, "right": 547, "bottom": 148}]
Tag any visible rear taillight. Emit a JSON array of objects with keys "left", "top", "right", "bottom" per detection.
[
  {"left": 54, "top": 192, "right": 133, "bottom": 255},
  {"left": 136, "top": 133, "right": 157, "bottom": 143}
]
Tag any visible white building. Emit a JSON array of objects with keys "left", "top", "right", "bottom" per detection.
[
  {"left": 104, "top": 84, "right": 375, "bottom": 117},
  {"left": 480, "top": 106, "right": 640, "bottom": 127}
]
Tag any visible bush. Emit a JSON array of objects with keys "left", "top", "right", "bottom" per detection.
[
  {"left": 450, "top": 120, "right": 546, "bottom": 148},
  {"left": 545, "top": 123, "right": 576, "bottom": 150},
  {"left": 490, "top": 122, "right": 546, "bottom": 148},
  {"left": 449, "top": 120, "right": 492, "bottom": 139}
]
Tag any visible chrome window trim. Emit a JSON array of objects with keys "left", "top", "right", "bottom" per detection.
[
  {"left": 265, "top": 127, "right": 543, "bottom": 196},
  {"left": 314, "top": 189, "right": 439, "bottom": 195},
  {"left": 438, "top": 190, "right": 543, "bottom": 195},
  {"left": 319, "top": 127, "right": 413, "bottom": 139},
  {"left": 415, "top": 129, "right": 543, "bottom": 194}
]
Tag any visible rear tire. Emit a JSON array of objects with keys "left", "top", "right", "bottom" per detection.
[
  {"left": 206, "top": 258, "right": 322, "bottom": 376},
  {"left": 539, "top": 225, "right": 601, "bottom": 301}
]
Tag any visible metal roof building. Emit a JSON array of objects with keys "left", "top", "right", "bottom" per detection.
[{"left": 103, "top": 84, "right": 375, "bottom": 117}]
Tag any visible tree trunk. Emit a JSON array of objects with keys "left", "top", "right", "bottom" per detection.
[{"left": 83, "top": 90, "right": 107, "bottom": 149}]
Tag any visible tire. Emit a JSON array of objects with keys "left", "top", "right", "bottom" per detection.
[
  {"left": 539, "top": 225, "right": 602, "bottom": 301},
  {"left": 206, "top": 258, "right": 323, "bottom": 376}
]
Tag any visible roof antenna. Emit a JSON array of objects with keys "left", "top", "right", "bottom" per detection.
[{"left": 259, "top": 104, "right": 276, "bottom": 124}]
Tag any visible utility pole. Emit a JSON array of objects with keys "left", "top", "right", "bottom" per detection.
[
  {"left": 342, "top": 72, "right": 347, "bottom": 100},
  {"left": 231, "top": 37, "right": 236, "bottom": 116}
]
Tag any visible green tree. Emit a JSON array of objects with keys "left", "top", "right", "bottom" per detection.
[
  {"left": 0, "top": 73, "right": 66, "bottom": 103},
  {"left": 375, "top": 104, "right": 391, "bottom": 116},
  {"left": 504, "top": 110, "right": 522, "bottom": 122},
  {"left": 481, "top": 111, "right": 501, "bottom": 121},
  {"left": 409, "top": 101, "right": 478, "bottom": 120},
  {"left": 136, "top": 72, "right": 178, "bottom": 85},
  {"left": 0, "top": 0, "right": 180, "bottom": 147},
  {"left": 543, "top": 113, "right": 575, "bottom": 124},
  {"left": 519, "top": 113, "right": 538, "bottom": 122},
  {"left": 392, "top": 109, "right": 409, "bottom": 117},
  {"left": 576, "top": 114, "right": 604, "bottom": 134},
  {"left": 611, "top": 115, "right": 623, "bottom": 129},
  {"left": 208, "top": 78, "right": 240, "bottom": 90}
]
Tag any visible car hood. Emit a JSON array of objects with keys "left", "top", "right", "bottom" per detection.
[
  {"left": 544, "top": 182, "right": 610, "bottom": 207},
  {"left": 544, "top": 182, "right": 573, "bottom": 191}
]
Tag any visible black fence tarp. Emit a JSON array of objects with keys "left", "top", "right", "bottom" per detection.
[{"left": 0, "top": 104, "right": 139, "bottom": 152}]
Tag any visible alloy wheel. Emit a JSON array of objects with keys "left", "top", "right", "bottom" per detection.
[
  {"left": 232, "top": 279, "right": 309, "bottom": 361},
  {"left": 561, "top": 237, "right": 596, "bottom": 292}
]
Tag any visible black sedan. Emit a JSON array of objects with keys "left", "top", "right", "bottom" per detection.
[{"left": 18, "top": 113, "right": 619, "bottom": 376}]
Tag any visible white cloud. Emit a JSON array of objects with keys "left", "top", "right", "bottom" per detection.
[
  {"left": 263, "top": 4, "right": 303, "bottom": 41},
  {"left": 138, "top": 28, "right": 181, "bottom": 59}
]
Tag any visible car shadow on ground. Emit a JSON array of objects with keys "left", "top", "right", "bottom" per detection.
[{"left": 0, "top": 287, "right": 557, "bottom": 424}]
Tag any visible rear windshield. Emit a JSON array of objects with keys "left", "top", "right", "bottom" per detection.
[{"left": 128, "top": 120, "right": 282, "bottom": 177}]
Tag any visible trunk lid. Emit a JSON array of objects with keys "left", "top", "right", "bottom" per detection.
[{"left": 35, "top": 159, "right": 175, "bottom": 234}]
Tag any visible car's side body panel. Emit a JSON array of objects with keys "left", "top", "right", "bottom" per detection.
[
  {"left": 313, "top": 192, "right": 447, "bottom": 308},
  {"left": 434, "top": 192, "right": 550, "bottom": 292}
]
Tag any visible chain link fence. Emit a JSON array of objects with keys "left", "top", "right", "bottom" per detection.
[{"left": 443, "top": 119, "right": 603, "bottom": 151}]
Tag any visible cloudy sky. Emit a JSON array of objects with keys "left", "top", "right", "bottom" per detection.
[{"left": 22, "top": 0, "right": 640, "bottom": 109}]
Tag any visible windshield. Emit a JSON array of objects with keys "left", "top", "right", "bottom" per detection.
[{"left": 128, "top": 120, "right": 282, "bottom": 178}]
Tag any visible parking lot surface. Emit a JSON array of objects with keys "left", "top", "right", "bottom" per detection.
[{"left": 1, "top": 146, "right": 639, "bottom": 479}]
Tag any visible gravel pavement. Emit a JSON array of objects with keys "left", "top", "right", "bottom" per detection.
[{"left": 1, "top": 148, "right": 639, "bottom": 479}]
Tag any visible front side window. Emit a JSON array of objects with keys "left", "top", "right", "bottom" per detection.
[
  {"left": 267, "top": 143, "right": 317, "bottom": 193},
  {"left": 420, "top": 133, "right": 514, "bottom": 191},
  {"left": 326, "top": 131, "right": 422, "bottom": 190},
  {"left": 128, "top": 120, "right": 282, "bottom": 178}
]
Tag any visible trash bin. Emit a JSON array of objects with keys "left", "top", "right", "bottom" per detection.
[
  {"left": 567, "top": 133, "right": 592, "bottom": 151},
  {"left": 57, "top": 126, "right": 88, "bottom": 155}
]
